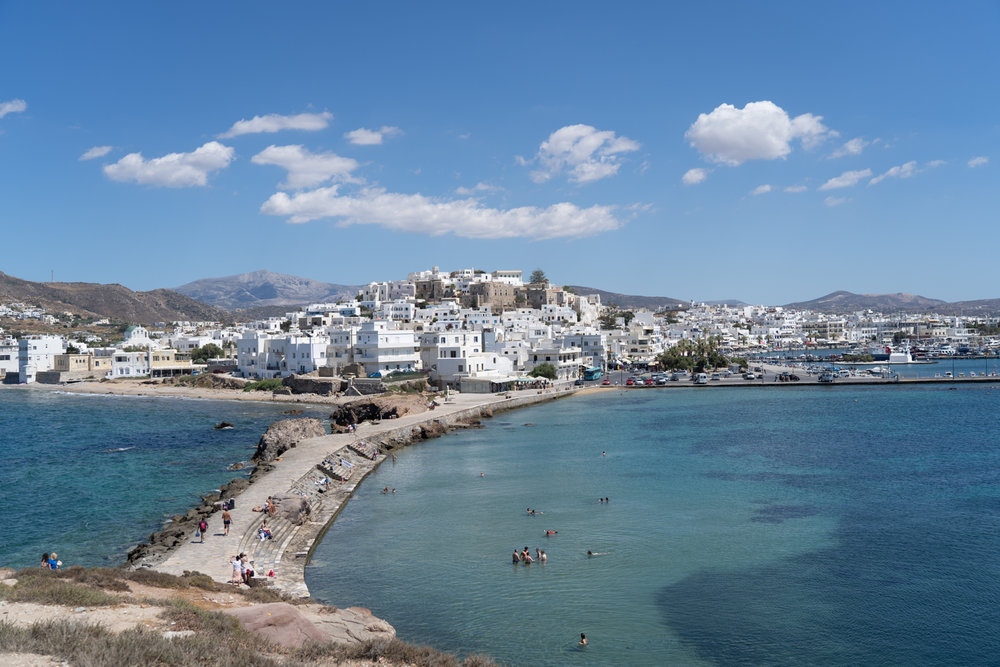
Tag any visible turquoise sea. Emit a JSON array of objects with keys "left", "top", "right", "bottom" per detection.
[
  {"left": 305, "top": 384, "right": 1000, "bottom": 666},
  {"left": 4, "top": 382, "right": 1000, "bottom": 665},
  {"left": 0, "top": 387, "right": 326, "bottom": 568}
]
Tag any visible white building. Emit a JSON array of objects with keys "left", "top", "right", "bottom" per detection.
[
  {"left": 354, "top": 320, "right": 420, "bottom": 375},
  {"left": 18, "top": 335, "right": 64, "bottom": 383},
  {"left": 0, "top": 337, "right": 19, "bottom": 378},
  {"left": 284, "top": 335, "right": 330, "bottom": 375},
  {"left": 111, "top": 350, "right": 149, "bottom": 378},
  {"left": 525, "top": 343, "right": 582, "bottom": 383}
]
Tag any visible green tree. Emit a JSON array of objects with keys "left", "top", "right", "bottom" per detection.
[
  {"left": 528, "top": 362, "right": 558, "bottom": 380},
  {"left": 191, "top": 343, "right": 224, "bottom": 363},
  {"left": 621, "top": 311, "right": 635, "bottom": 327},
  {"left": 598, "top": 312, "right": 619, "bottom": 330},
  {"left": 280, "top": 320, "right": 292, "bottom": 332},
  {"left": 529, "top": 269, "right": 548, "bottom": 285},
  {"left": 65, "top": 344, "right": 81, "bottom": 354}
]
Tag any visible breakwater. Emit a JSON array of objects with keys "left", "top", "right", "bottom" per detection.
[{"left": 147, "top": 387, "right": 579, "bottom": 597}]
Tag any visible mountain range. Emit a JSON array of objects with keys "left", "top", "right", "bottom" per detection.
[
  {"left": 3, "top": 269, "right": 1000, "bottom": 325},
  {"left": 174, "top": 270, "right": 361, "bottom": 309},
  {"left": 783, "top": 291, "right": 1000, "bottom": 315},
  {"left": 0, "top": 271, "right": 228, "bottom": 324}
]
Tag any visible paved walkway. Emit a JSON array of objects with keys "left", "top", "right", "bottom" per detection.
[{"left": 152, "top": 387, "right": 576, "bottom": 593}]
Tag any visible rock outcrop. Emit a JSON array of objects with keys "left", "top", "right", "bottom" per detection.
[
  {"left": 224, "top": 603, "right": 329, "bottom": 648},
  {"left": 329, "top": 395, "right": 426, "bottom": 429},
  {"left": 271, "top": 493, "right": 311, "bottom": 525},
  {"left": 224, "top": 602, "right": 396, "bottom": 648},
  {"left": 300, "top": 604, "right": 397, "bottom": 644},
  {"left": 251, "top": 418, "right": 326, "bottom": 464}
]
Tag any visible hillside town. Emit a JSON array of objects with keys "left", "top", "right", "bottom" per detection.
[{"left": 3, "top": 267, "right": 1000, "bottom": 388}]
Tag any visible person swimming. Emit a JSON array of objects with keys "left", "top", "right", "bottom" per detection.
[
  {"left": 545, "top": 530, "right": 557, "bottom": 536},
  {"left": 579, "top": 633, "right": 588, "bottom": 646}
]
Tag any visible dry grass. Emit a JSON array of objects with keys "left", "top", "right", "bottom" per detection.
[
  {"left": 0, "top": 619, "right": 280, "bottom": 667},
  {"left": 292, "top": 637, "right": 502, "bottom": 666},
  {"left": 0, "top": 574, "right": 121, "bottom": 607}
]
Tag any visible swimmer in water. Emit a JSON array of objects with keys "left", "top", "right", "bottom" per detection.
[
  {"left": 545, "top": 530, "right": 557, "bottom": 536},
  {"left": 579, "top": 633, "right": 587, "bottom": 646}
]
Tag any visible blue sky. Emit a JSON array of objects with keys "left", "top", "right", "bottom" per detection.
[{"left": 1, "top": 1, "right": 997, "bottom": 304}]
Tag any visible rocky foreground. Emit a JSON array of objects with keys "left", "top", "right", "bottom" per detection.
[{"left": 0, "top": 566, "right": 496, "bottom": 666}]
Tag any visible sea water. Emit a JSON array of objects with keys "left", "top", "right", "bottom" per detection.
[
  {"left": 306, "top": 385, "right": 1000, "bottom": 666},
  {"left": 0, "top": 387, "right": 325, "bottom": 568}
]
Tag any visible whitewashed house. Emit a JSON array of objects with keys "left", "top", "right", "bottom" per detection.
[
  {"left": 18, "top": 335, "right": 64, "bottom": 383},
  {"left": 354, "top": 320, "right": 420, "bottom": 375}
]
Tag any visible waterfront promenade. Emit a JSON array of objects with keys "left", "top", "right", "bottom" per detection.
[{"left": 151, "top": 386, "right": 578, "bottom": 596}]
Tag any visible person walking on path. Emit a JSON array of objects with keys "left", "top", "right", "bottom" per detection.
[
  {"left": 198, "top": 519, "right": 208, "bottom": 543},
  {"left": 222, "top": 509, "right": 232, "bottom": 536}
]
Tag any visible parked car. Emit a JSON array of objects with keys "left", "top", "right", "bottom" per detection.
[
  {"left": 574, "top": 379, "right": 585, "bottom": 386},
  {"left": 602, "top": 379, "right": 611, "bottom": 385},
  {"left": 644, "top": 378, "right": 655, "bottom": 385},
  {"left": 743, "top": 372, "right": 756, "bottom": 380},
  {"left": 626, "top": 378, "right": 635, "bottom": 386}
]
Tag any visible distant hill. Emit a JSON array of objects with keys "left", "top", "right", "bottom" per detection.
[
  {"left": 785, "top": 291, "right": 949, "bottom": 313},
  {"left": 944, "top": 298, "right": 1000, "bottom": 314},
  {"left": 0, "top": 271, "right": 229, "bottom": 324},
  {"left": 175, "top": 270, "right": 360, "bottom": 309},
  {"left": 565, "top": 285, "right": 686, "bottom": 311}
]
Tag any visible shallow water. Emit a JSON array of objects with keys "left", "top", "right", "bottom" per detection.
[
  {"left": 0, "top": 387, "right": 324, "bottom": 568},
  {"left": 306, "top": 385, "right": 1000, "bottom": 666}
]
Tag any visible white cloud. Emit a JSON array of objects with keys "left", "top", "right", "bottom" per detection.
[
  {"left": 824, "top": 196, "right": 847, "bottom": 207},
  {"left": 260, "top": 186, "right": 622, "bottom": 239},
  {"left": 831, "top": 137, "right": 870, "bottom": 158},
  {"left": 103, "top": 141, "right": 234, "bottom": 187},
  {"left": 751, "top": 184, "right": 772, "bottom": 196},
  {"left": 0, "top": 98, "right": 26, "bottom": 119},
  {"left": 968, "top": 156, "right": 989, "bottom": 168},
  {"left": 685, "top": 100, "right": 835, "bottom": 166},
  {"left": 79, "top": 145, "right": 112, "bottom": 161},
  {"left": 681, "top": 168, "right": 708, "bottom": 185},
  {"left": 344, "top": 126, "right": 402, "bottom": 145},
  {"left": 219, "top": 111, "right": 333, "bottom": 138},
  {"left": 529, "top": 124, "right": 640, "bottom": 184},
  {"left": 926, "top": 159, "right": 947, "bottom": 168},
  {"left": 784, "top": 185, "right": 808, "bottom": 193},
  {"left": 819, "top": 168, "right": 872, "bottom": 190},
  {"left": 869, "top": 161, "right": 917, "bottom": 185},
  {"left": 455, "top": 182, "right": 500, "bottom": 195},
  {"left": 251, "top": 145, "right": 359, "bottom": 190}
]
